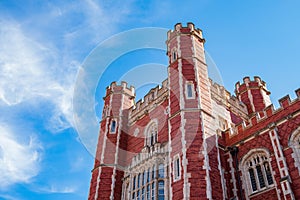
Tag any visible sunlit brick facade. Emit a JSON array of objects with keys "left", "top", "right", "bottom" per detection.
[{"left": 88, "top": 23, "right": 300, "bottom": 200}]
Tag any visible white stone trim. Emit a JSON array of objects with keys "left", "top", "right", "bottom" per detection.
[
  {"left": 143, "top": 119, "right": 158, "bottom": 147},
  {"left": 228, "top": 153, "right": 238, "bottom": 200},
  {"left": 171, "top": 47, "right": 177, "bottom": 63},
  {"left": 110, "top": 119, "right": 117, "bottom": 134},
  {"left": 94, "top": 167, "right": 102, "bottom": 200},
  {"left": 191, "top": 30, "right": 212, "bottom": 200},
  {"left": 245, "top": 81, "right": 256, "bottom": 113},
  {"left": 269, "top": 129, "right": 295, "bottom": 200},
  {"left": 289, "top": 127, "right": 300, "bottom": 175},
  {"left": 185, "top": 81, "right": 195, "bottom": 99},
  {"left": 167, "top": 65, "right": 173, "bottom": 200},
  {"left": 110, "top": 91, "right": 125, "bottom": 200},
  {"left": 216, "top": 135, "right": 226, "bottom": 200},
  {"left": 94, "top": 95, "right": 113, "bottom": 200},
  {"left": 173, "top": 154, "right": 181, "bottom": 182}
]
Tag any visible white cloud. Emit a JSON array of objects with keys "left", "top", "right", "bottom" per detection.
[
  {"left": 0, "top": 125, "right": 42, "bottom": 188},
  {"left": 0, "top": 20, "right": 76, "bottom": 132},
  {"left": 0, "top": 0, "right": 135, "bottom": 134},
  {"left": 33, "top": 183, "right": 77, "bottom": 194}
]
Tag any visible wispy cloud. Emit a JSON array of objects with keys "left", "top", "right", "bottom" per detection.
[
  {"left": 0, "top": 19, "right": 76, "bottom": 132},
  {"left": 33, "top": 183, "right": 77, "bottom": 194},
  {"left": 0, "top": 125, "right": 42, "bottom": 188}
]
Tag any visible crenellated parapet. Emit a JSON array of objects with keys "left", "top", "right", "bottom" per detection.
[
  {"left": 104, "top": 81, "right": 135, "bottom": 99},
  {"left": 225, "top": 88, "right": 300, "bottom": 146},
  {"left": 210, "top": 79, "right": 248, "bottom": 119},
  {"left": 128, "top": 79, "right": 169, "bottom": 124},
  {"left": 166, "top": 22, "right": 205, "bottom": 53},
  {"left": 235, "top": 76, "right": 271, "bottom": 114}
]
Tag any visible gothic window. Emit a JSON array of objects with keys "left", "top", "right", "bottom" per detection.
[
  {"left": 289, "top": 128, "right": 300, "bottom": 175},
  {"left": 241, "top": 150, "right": 274, "bottom": 195},
  {"left": 185, "top": 82, "right": 195, "bottom": 99},
  {"left": 173, "top": 155, "right": 181, "bottom": 181},
  {"left": 131, "top": 163, "right": 167, "bottom": 200},
  {"left": 145, "top": 122, "right": 158, "bottom": 147},
  {"left": 110, "top": 119, "right": 117, "bottom": 133}
]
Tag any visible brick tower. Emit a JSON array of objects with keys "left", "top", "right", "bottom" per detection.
[
  {"left": 88, "top": 82, "right": 135, "bottom": 200},
  {"left": 88, "top": 23, "right": 300, "bottom": 200},
  {"left": 166, "top": 23, "right": 223, "bottom": 199}
]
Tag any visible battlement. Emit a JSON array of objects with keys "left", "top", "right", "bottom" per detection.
[
  {"left": 226, "top": 88, "right": 300, "bottom": 143},
  {"left": 210, "top": 79, "right": 248, "bottom": 119},
  {"left": 235, "top": 76, "right": 268, "bottom": 91},
  {"left": 129, "top": 79, "right": 168, "bottom": 124},
  {"left": 167, "top": 22, "right": 205, "bottom": 43},
  {"left": 105, "top": 81, "right": 135, "bottom": 98}
]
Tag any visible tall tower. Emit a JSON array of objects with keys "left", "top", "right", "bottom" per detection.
[
  {"left": 88, "top": 82, "right": 135, "bottom": 200},
  {"left": 166, "top": 23, "right": 223, "bottom": 200}
]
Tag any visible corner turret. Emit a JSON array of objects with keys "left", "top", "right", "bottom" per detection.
[{"left": 235, "top": 76, "right": 271, "bottom": 114}]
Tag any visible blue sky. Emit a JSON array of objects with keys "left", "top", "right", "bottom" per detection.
[{"left": 0, "top": 1, "right": 299, "bottom": 200}]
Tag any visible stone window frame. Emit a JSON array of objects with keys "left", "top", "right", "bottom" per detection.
[
  {"left": 240, "top": 148, "right": 275, "bottom": 196},
  {"left": 110, "top": 119, "right": 117, "bottom": 134},
  {"left": 144, "top": 120, "right": 158, "bottom": 147},
  {"left": 130, "top": 162, "right": 167, "bottom": 200},
  {"left": 289, "top": 127, "right": 300, "bottom": 175},
  {"left": 185, "top": 81, "right": 195, "bottom": 99},
  {"left": 173, "top": 154, "right": 181, "bottom": 182},
  {"left": 171, "top": 48, "right": 177, "bottom": 63}
]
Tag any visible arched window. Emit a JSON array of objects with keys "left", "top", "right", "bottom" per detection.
[
  {"left": 241, "top": 149, "right": 274, "bottom": 195},
  {"left": 289, "top": 127, "right": 300, "bottom": 175},
  {"left": 145, "top": 122, "right": 158, "bottom": 146}
]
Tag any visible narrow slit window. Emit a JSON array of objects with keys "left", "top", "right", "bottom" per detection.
[
  {"left": 174, "top": 156, "right": 181, "bottom": 180},
  {"left": 173, "top": 51, "right": 177, "bottom": 61},
  {"left": 186, "top": 82, "right": 194, "bottom": 99},
  {"left": 111, "top": 120, "right": 117, "bottom": 133}
]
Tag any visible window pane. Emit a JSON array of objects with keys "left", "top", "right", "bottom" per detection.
[
  {"left": 158, "top": 164, "right": 164, "bottom": 178},
  {"left": 249, "top": 168, "right": 257, "bottom": 192},
  {"left": 152, "top": 166, "right": 156, "bottom": 180},
  {"left": 147, "top": 185, "right": 150, "bottom": 200},
  {"left": 187, "top": 84, "right": 193, "bottom": 98},
  {"left": 111, "top": 120, "right": 116, "bottom": 132},
  {"left": 147, "top": 169, "right": 150, "bottom": 183},
  {"left": 132, "top": 192, "right": 135, "bottom": 200},
  {"left": 141, "top": 188, "right": 145, "bottom": 200},
  {"left": 133, "top": 176, "right": 136, "bottom": 190},
  {"left": 158, "top": 181, "right": 164, "bottom": 200},
  {"left": 151, "top": 182, "right": 155, "bottom": 200},
  {"left": 138, "top": 174, "right": 141, "bottom": 188},
  {"left": 175, "top": 157, "right": 180, "bottom": 179},
  {"left": 264, "top": 162, "right": 274, "bottom": 185},
  {"left": 256, "top": 165, "right": 266, "bottom": 188},
  {"left": 143, "top": 171, "right": 146, "bottom": 186},
  {"left": 137, "top": 190, "right": 140, "bottom": 200}
]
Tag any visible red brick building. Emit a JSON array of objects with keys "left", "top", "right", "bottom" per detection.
[{"left": 88, "top": 23, "right": 300, "bottom": 200}]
